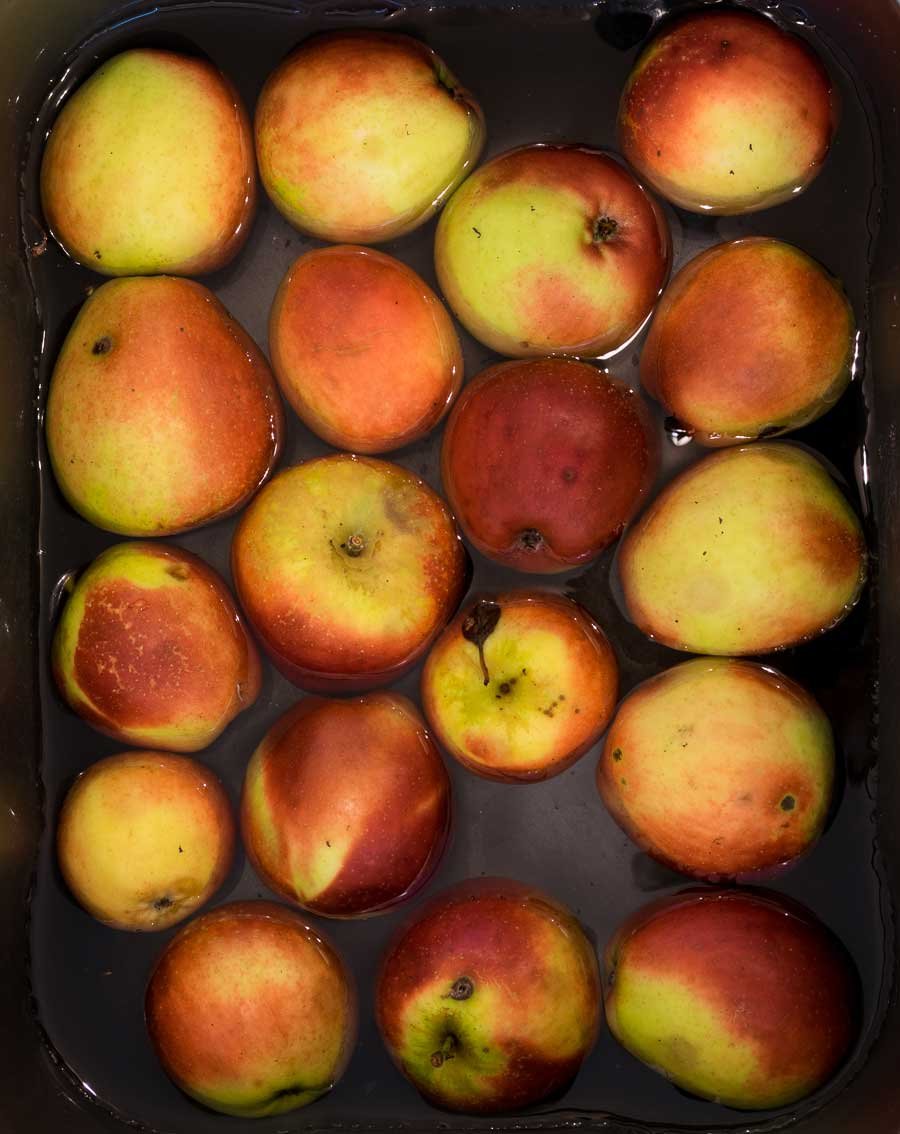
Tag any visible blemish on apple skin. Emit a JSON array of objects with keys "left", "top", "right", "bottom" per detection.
[
  {"left": 92, "top": 336, "right": 112, "bottom": 355},
  {"left": 178, "top": 845, "right": 183, "bottom": 854},
  {"left": 781, "top": 795, "right": 796, "bottom": 811},
  {"left": 612, "top": 748, "right": 623, "bottom": 762},
  {"left": 472, "top": 226, "right": 481, "bottom": 238}
]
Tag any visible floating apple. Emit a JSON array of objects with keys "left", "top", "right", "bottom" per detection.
[
  {"left": 618, "top": 9, "right": 838, "bottom": 214},
  {"left": 618, "top": 442, "right": 866, "bottom": 654},
  {"left": 603, "top": 889, "right": 858, "bottom": 1108},
  {"left": 597, "top": 657, "right": 834, "bottom": 879},
  {"left": 376, "top": 877, "right": 600, "bottom": 1113},
  {"left": 41, "top": 48, "right": 255, "bottom": 276},
  {"left": 52, "top": 542, "right": 260, "bottom": 752},
  {"left": 422, "top": 591, "right": 618, "bottom": 782},
  {"left": 46, "top": 276, "right": 283, "bottom": 536},
  {"left": 232, "top": 454, "right": 467, "bottom": 691},
  {"left": 269, "top": 245, "right": 462, "bottom": 453},
  {"left": 57, "top": 751, "right": 235, "bottom": 931},
  {"left": 641, "top": 238, "right": 855, "bottom": 444},
  {"left": 146, "top": 900, "right": 356, "bottom": 1116},
  {"left": 441, "top": 358, "right": 658, "bottom": 572},
  {"left": 242, "top": 693, "right": 450, "bottom": 917},
  {"left": 255, "top": 31, "right": 484, "bottom": 242},
  {"left": 434, "top": 143, "right": 670, "bottom": 357}
]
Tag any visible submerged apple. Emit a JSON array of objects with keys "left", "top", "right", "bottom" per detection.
[
  {"left": 441, "top": 358, "right": 659, "bottom": 572},
  {"left": 618, "top": 443, "right": 866, "bottom": 655},
  {"left": 255, "top": 31, "right": 484, "bottom": 242},
  {"left": 435, "top": 143, "right": 670, "bottom": 357},
  {"left": 603, "top": 889, "right": 858, "bottom": 1108},
  {"left": 242, "top": 693, "right": 450, "bottom": 916},
  {"left": 57, "top": 750, "right": 235, "bottom": 931},
  {"left": 146, "top": 901, "right": 356, "bottom": 1116},
  {"left": 52, "top": 542, "right": 260, "bottom": 752},
  {"left": 376, "top": 877, "right": 600, "bottom": 1113},
  {"left": 232, "top": 454, "right": 467, "bottom": 691},
  {"left": 618, "top": 9, "right": 838, "bottom": 213},
  {"left": 46, "top": 276, "right": 283, "bottom": 536},
  {"left": 41, "top": 48, "right": 255, "bottom": 276},
  {"left": 597, "top": 657, "right": 834, "bottom": 879},
  {"left": 641, "top": 238, "right": 855, "bottom": 444},
  {"left": 269, "top": 245, "right": 462, "bottom": 452},
  {"left": 422, "top": 591, "right": 618, "bottom": 782}
]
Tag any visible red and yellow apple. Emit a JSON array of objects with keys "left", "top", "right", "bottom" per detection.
[
  {"left": 641, "top": 238, "right": 855, "bottom": 444},
  {"left": 41, "top": 49, "right": 255, "bottom": 276},
  {"left": 145, "top": 900, "right": 356, "bottom": 1116},
  {"left": 441, "top": 358, "right": 659, "bottom": 572},
  {"left": 597, "top": 657, "right": 834, "bottom": 879},
  {"left": 255, "top": 31, "right": 484, "bottom": 242},
  {"left": 618, "top": 442, "right": 866, "bottom": 655},
  {"left": 52, "top": 542, "right": 260, "bottom": 752},
  {"left": 232, "top": 454, "right": 467, "bottom": 691},
  {"left": 434, "top": 143, "right": 670, "bottom": 358},
  {"left": 269, "top": 245, "right": 462, "bottom": 452},
  {"left": 376, "top": 877, "right": 600, "bottom": 1113},
  {"left": 242, "top": 693, "right": 450, "bottom": 916},
  {"left": 618, "top": 9, "right": 838, "bottom": 214},
  {"left": 57, "top": 750, "right": 235, "bottom": 931},
  {"left": 46, "top": 276, "right": 283, "bottom": 536},
  {"left": 422, "top": 591, "right": 618, "bottom": 782},
  {"left": 603, "top": 889, "right": 858, "bottom": 1108}
]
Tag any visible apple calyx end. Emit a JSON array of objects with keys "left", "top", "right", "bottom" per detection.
[
  {"left": 592, "top": 215, "right": 619, "bottom": 243},
  {"left": 462, "top": 601, "right": 502, "bottom": 685},
  {"left": 342, "top": 532, "right": 366, "bottom": 558},
  {"left": 445, "top": 975, "right": 474, "bottom": 1001}
]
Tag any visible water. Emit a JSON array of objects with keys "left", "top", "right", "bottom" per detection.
[{"left": 20, "top": 2, "right": 888, "bottom": 1131}]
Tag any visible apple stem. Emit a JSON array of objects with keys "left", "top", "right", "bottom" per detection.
[
  {"left": 430, "top": 1034, "right": 458, "bottom": 1069},
  {"left": 461, "top": 600, "right": 501, "bottom": 686}
]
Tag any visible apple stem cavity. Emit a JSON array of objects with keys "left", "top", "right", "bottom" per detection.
[
  {"left": 461, "top": 600, "right": 501, "bottom": 686},
  {"left": 592, "top": 215, "right": 618, "bottom": 243},
  {"left": 430, "top": 1033, "right": 458, "bottom": 1069}
]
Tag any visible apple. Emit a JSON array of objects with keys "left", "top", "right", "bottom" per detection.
[
  {"left": 41, "top": 48, "right": 255, "bottom": 276},
  {"left": 376, "top": 877, "right": 600, "bottom": 1113},
  {"left": 51, "top": 541, "right": 260, "bottom": 752},
  {"left": 441, "top": 358, "right": 659, "bottom": 572},
  {"left": 597, "top": 657, "right": 834, "bottom": 879},
  {"left": 56, "top": 750, "right": 234, "bottom": 932},
  {"left": 46, "top": 275, "right": 283, "bottom": 536},
  {"left": 145, "top": 900, "right": 356, "bottom": 1116},
  {"left": 255, "top": 31, "right": 484, "bottom": 243},
  {"left": 618, "top": 442, "right": 866, "bottom": 655},
  {"left": 618, "top": 9, "right": 838, "bottom": 214},
  {"left": 232, "top": 453, "right": 467, "bottom": 691},
  {"left": 269, "top": 245, "right": 462, "bottom": 453},
  {"left": 641, "top": 238, "right": 855, "bottom": 445},
  {"left": 241, "top": 692, "right": 450, "bottom": 917},
  {"left": 434, "top": 143, "right": 670, "bottom": 358},
  {"left": 422, "top": 591, "right": 618, "bottom": 782},
  {"left": 603, "top": 889, "right": 858, "bottom": 1108}
]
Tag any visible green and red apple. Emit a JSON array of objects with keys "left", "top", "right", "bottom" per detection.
[
  {"left": 52, "top": 542, "right": 260, "bottom": 752},
  {"left": 46, "top": 276, "right": 283, "bottom": 536},
  {"left": 603, "top": 889, "right": 858, "bottom": 1108},
  {"left": 619, "top": 9, "right": 838, "bottom": 214},
  {"left": 242, "top": 693, "right": 450, "bottom": 916},
  {"left": 146, "top": 900, "right": 356, "bottom": 1116},
  {"left": 57, "top": 750, "right": 235, "bottom": 931},
  {"left": 269, "top": 245, "right": 462, "bottom": 453},
  {"left": 434, "top": 143, "right": 670, "bottom": 357},
  {"left": 641, "top": 238, "right": 855, "bottom": 444},
  {"left": 232, "top": 454, "right": 467, "bottom": 691},
  {"left": 441, "top": 358, "right": 659, "bottom": 572},
  {"left": 376, "top": 877, "right": 600, "bottom": 1113},
  {"left": 597, "top": 657, "right": 834, "bottom": 879},
  {"left": 422, "top": 591, "right": 618, "bottom": 782},
  {"left": 41, "top": 49, "right": 255, "bottom": 276},
  {"left": 618, "top": 442, "right": 866, "bottom": 655},
  {"left": 255, "top": 31, "right": 484, "bottom": 242}
]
